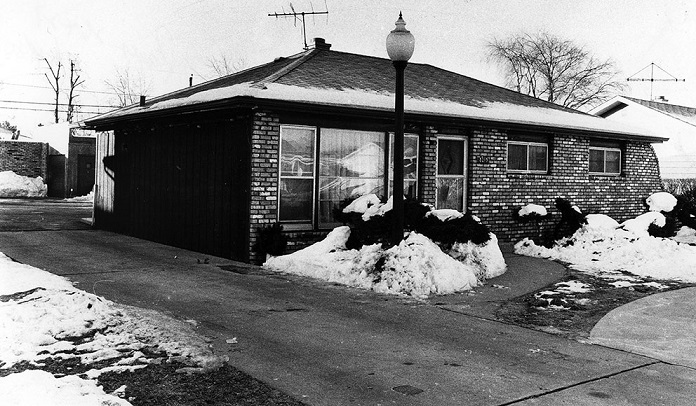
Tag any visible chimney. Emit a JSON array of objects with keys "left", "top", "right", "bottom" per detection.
[
  {"left": 312, "top": 38, "right": 331, "bottom": 51},
  {"left": 189, "top": 74, "right": 193, "bottom": 87},
  {"left": 139, "top": 95, "right": 146, "bottom": 107}
]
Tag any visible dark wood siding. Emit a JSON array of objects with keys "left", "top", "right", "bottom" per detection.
[{"left": 100, "top": 116, "right": 250, "bottom": 261}]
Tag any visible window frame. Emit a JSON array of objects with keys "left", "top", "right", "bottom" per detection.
[
  {"left": 506, "top": 140, "right": 549, "bottom": 174},
  {"left": 277, "top": 125, "right": 420, "bottom": 230},
  {"left": 435, "top": 135, "right": 468, "bottom": 212},
  {"left": 277, "top": 125, "right": 317, "bottom": 229},
  {"left": 589, "top": 146, "right": 622, "bottom": 176}
]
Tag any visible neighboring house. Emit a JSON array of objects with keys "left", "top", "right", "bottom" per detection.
[
  {"left": 591, "top": 96, "right": 696, "bottom": 179},
  {"left": 28, "top": 123, "right": 96, "bottom": 197},
  {"left": 84, "top": 38, "right": 664, "bottom": 263}
]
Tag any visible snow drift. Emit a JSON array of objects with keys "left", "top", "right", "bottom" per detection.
[{"left": 0, "top": 170, "right": 47, "bottom": 197}]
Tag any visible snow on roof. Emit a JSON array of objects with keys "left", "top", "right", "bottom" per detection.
[
  {"left": 85, "top": 46, "right": 663, "bottom": 141},
  {"left": 592, "top": 95, "right": 696, "bottom": 129}
]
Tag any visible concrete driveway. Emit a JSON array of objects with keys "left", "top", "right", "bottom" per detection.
[{"left": 1, "top": 200, "right": 695, "bottom": 405}]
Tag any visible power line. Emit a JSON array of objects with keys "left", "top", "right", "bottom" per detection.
[
  {"left": 0, "top": 81, "right": 119, "bottom": 96},
  {"left": 0, "top": 106, "right": 106, "bottom": 114},
  {"left": 0, "top": 99, "right": 117, "bottom": 108}
]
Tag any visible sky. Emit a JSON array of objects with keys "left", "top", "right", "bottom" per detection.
[{"left": 2, "top": 0, "right": 695, "bottom": 133}]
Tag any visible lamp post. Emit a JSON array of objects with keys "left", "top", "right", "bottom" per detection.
[{"left": 386, "top": 12, "right": 415, "bottom": 245}]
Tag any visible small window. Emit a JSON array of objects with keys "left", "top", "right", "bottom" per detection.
[
  {"left": 507, "top": 141, "right": 548, "bottom": 173},
  {"left": 589, "top": 147, "right": 621, "bottom": 175}
]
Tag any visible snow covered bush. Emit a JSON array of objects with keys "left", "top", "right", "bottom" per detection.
[
  {"left": 265, "top": 196, "right": 507, "bottom": 298},
  {"left": 337, "top": 196, "right": 490, "bottom": 250},
  {"left": 513, "top": 203, "right": 551, "bottom": 245},
  {"left": 0, "top": 171, "right": 47, "bottom": 198}
]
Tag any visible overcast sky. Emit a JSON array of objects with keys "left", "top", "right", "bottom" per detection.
[{"left": 2, "top": 0, "right": 695, "bottom": 131}]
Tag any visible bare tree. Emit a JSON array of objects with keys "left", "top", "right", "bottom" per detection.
[
  {"left": 44, "top": 58, "right": 62, "bottom": 123},
  {"left": 67, "top": 59, "right": 85, "bottom": 123},
  {"left": 104, "top": 69, "right": 151, "bottom": 107},
  {"left": 487, "top": 32, "right": 625, "bottom": 110},
  {"left": 207, "top": 54, "right": 247, "bottom": 78}
]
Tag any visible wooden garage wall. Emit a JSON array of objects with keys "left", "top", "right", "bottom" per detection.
[{"left": 97, "top": 116, "right": 250, "bottom": 261}]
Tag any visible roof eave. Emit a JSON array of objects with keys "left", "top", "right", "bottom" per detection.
[{"left": 83, "top": 96, "right": 666, "bottom": 143}]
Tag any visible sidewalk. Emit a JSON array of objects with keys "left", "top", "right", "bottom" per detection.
[{"left": 1, "top": 229, "right": 695, "bottom": 405}]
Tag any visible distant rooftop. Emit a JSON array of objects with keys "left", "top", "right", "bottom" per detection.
[{"left": 622, "top": 96, "right": 696, "bottom": 128}]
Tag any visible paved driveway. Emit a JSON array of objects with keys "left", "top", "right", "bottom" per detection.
[{"left": 0, "top": 198, "right": 92, "bottom": 231}]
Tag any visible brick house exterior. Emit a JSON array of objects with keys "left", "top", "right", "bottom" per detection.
[
  {"left": 85, "top": 39, "right": 664, "bottom": 263},
  {"left": 0, "top": 141, "right": 49, "bottom": 178}
]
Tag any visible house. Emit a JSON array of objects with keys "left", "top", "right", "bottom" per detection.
[
  {"left": 84, "top": 38, "right": 665, "bottom": 263},
  {"left": 590, "top": 96, "right": 696, "bottom": 179},
  {"left": 26, "top": 123, "right": 96, "bottom": 198}
]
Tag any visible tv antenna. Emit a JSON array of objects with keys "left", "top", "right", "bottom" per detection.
[
  {"left": 627, "top": 62, "right": 685, "bottom": 101},
  {"left": 268, "top": 2, "right": 329, "bottom": 50}
]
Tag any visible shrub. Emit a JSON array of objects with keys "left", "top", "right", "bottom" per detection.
[
  {"left": 553, "top": 198, "right": 586, "bottom": 240},
  {"left": 336, "top": 197, "right": 491, "bottom": 250},
  {"left": 253, "top": 223, "right": 287, "bottom": 257}
]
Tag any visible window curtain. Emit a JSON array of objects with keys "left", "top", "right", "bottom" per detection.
[{"left": 319, "top": 129, "right": 385, "bottom": 226}]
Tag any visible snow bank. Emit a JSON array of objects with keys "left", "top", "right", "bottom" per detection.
[
  {"left": 0, "top": 370, "right": 132, "bottom": 406},
  {"left": 265, "top": 225, "right": 506, "bottom": 298},
  {"left": 515, "top": 224, "right": 696, "bottom": 283},
  {"left": 0, "top": 252, "right": 227, "bottom": 403},
  {"left": 0, "top": 171, "right": 47, "bottom": 197},
  {"left": 64, "top": 189, "right": 94, "bottom": 203},
  {"left": 646, "top": 192, "right": 677, "bottom": 212},
  {"left": 585, "top": 214, "right": 619, "bottom": 230}
]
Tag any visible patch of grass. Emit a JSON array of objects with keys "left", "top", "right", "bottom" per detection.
[
  {"left": 496, "top": 265, "right": 696, "bottom": 340},
  {"left": 98, "top": 362, "right": 307, "bottom": 406}
]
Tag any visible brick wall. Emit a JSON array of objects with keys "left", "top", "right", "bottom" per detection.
[
  {"left": 0, "top": 141, "right": 48, "bottom": 178},
  {"left": 248, "top": 115, "right": 663, "bottom": 260},
  {"left": 468, "top": 129, "right": 663, "bottom": 244},
  {"left": 248, "top": 111, "right": 281, "bottom": 264}
]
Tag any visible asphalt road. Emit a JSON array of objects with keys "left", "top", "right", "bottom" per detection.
[
  {"left": 1, "top": 200, "right": 695, "bottom": 405},
  {"left": 0, "top": 198, "right": 92, "bottom": 231}
]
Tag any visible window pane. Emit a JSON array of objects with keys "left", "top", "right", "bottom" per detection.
[
  {"left": 436, "top": 177, "right": 464, "bottom": 211},
  {"left": 589, "top": 149, "right": 605, "bottom": 173},
  {"left": 606, "top": 150, "right": 621, "bottom": 174},
  {"left": 279, "top": 178, "right": 313, "bottom": 221},
  {"left": 529, "top": 145, "right": 548, "bottom": 171},
  {"left": 319, "top": 129, "right": 385, "bottom": 226},
  {"left": 507, "top": 143, "right": 528, "bottom": 170},
  {"left": 280, "top": 127, "right": 314, "bottom": 177},
  {"left": 438, "top": 139, "right": 465, "bottom": 175}
]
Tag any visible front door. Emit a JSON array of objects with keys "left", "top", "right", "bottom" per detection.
[
  {"left": 436, "top": 136, "right": 468, "bottom": 211},
  {"left": 76, "top": 154, "right": 95, "bottom": 196}
]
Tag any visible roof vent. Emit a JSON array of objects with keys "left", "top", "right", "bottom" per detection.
[
  {"left": 312, "top": 38, "right": 331, "bottom": 51},
  {"left": 139, "top": 95, "right": 146, "bottom": 107}
]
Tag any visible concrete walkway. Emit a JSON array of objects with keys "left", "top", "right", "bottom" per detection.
[{"left": 2, "top": 229, "right": 696, "bottom": 405}]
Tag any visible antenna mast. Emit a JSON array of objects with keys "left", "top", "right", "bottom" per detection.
[
  {"left": 627, "top": 62, "right": 685, "bottom": 101},
  {"left": 268, "top": 2, "right": 329, "bottom": 50}
]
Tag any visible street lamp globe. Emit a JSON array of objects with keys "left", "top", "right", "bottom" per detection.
[{"left": 386, "top": 12, "right": 415, "bottom": 62}]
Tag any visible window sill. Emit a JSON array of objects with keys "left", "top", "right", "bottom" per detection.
[{"left": 280, "top": 223, "right": 314, "bottom": 231}]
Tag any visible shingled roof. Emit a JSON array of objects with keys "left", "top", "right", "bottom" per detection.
[
  {"left": 622, "top": 97, "right": 696, "bottom": 128},
  {"left": 84, "top": 39, "right": 663, "bottom": 141}
]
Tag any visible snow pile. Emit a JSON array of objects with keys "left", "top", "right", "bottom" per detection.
[
  {"left": 65, "top": 189, "right": 94, "bottom": 203},
  {"left": 0, "top": 370, "right": 131, "bottom": 406},
  {"left": 518, "top": 204, "right": 548, "bottom": 217},
  {"left": 646, "top": 192, "right": 678, "bottom": 212},
  {"left": 427, "top": 209, "right": 464, "bottom": 221},
  {"left": 515, "top": 214, "right": 696, "bottom": 283},
  {"left": 0, "top": 253, "right": 227, "bottom": 403},
  {"left": 265, "top": 223, "right": 506, "bottom": 298},
  {"left": 0, "top": 170, "right": 47, "bottom": 197}
]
